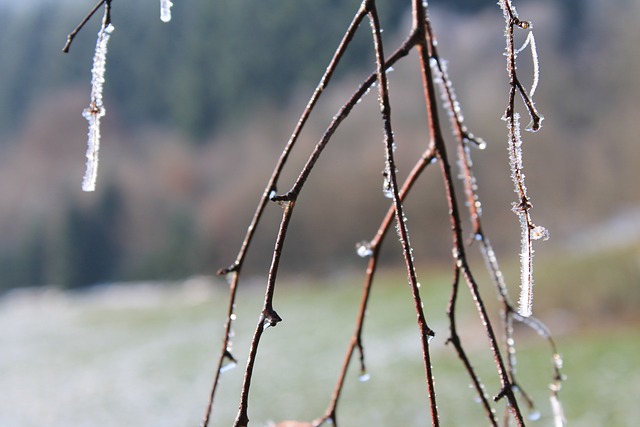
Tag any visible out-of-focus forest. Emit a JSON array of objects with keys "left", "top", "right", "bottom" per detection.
[{"left": 0, "top": 0, "right": 638, "bottom": 292}]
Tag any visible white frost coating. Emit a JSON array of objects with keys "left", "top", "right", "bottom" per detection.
[
  {"left": 515, "top": 32, "right": 540, "bottom": 98},
  {"left": 160, "top": 0, "right": 173, "bottom": 23},
  {"left": 509, "top": 113, "right": 533, "bottom": 317},
  {"left": 518, "top": 214, "right": 533, "bottom": 317},
  {"left": 82, "top": 23, "right": 114, "bottom": 192},
  {"left": 550, "top": 393, "right": 566, "bottom": 427}
]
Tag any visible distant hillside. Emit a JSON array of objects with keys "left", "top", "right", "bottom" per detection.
[{"left": 0, "top": 0, "right": 637, "bottom": 290}]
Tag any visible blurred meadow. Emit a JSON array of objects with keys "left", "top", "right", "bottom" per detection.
[{"left": 0, "top": 0, "right": 639, "bottom": 426}]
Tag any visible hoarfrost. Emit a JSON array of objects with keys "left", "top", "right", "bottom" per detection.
[
  {"left": 550, "top": 393, "right": 566, "bottom": 427},
  {"left": 81, "top": 22, "right": 114, "bottom": 192},
  {"left": 515, "top": 31, "right": 540, "bottom": 99},
  {"left": 518, "top": 213, "right": 533, "bottom": 317}
]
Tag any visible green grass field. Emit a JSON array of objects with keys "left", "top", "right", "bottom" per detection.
[{"left": 1, "top": 257, "right": 638, "bottom": 427}]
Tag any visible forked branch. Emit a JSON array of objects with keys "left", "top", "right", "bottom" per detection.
[{"left": 62, "top": 1, "right": 564, "bottom": 426}]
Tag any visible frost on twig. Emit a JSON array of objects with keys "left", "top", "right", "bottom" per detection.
[
  {"left": 508, "top": 113, "right": 549, "bottom": 317},
  {"left": 160, "top": 0, "right": 173, "bottom": 23},
  {"left": 515, "top": 31, "right": 540, "bottom": 99},
  {"left": 81, "top": 19, "right": 114, "bottom": 192}
]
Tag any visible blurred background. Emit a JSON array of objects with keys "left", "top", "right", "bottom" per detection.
[{"left": 1, "top": 0, "right": 639, "bottom": 425}]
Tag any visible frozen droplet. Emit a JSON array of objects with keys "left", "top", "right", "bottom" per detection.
[
  {"left": 230, "top": 313, "right": 237, "bottom": 321},
  {"left": 382, "top": 176, "right": 393, "bottom": 199},
  {"left": 528, "top": 410, "right": 541, "bottom": 421},
  {"left": 160, "top": 0, "right": 173, "bottom": 22},
  {"left": 268, "top": 190, "right": 277, "bottom": 200},
  {"left": 416, "top": 282, "right": 422, "bottom": 288},
  {"left": 358, "top": 371, "right": 371, "bottom": 382},
  {"left": 220, "top": 359, "right": 237, "bottom": 373},
  {"left": 526, "top": 115, "right": 544, "bottom": 132},
  {"left": 220, "top": 350, "right": 238, "bottom": 373},
  {"left": 477, "top": 139, "right": 487, "bottom": 150},
  {"left": 474, "top": 395, "right": 482, "bottom": 404},
  {"left": 531, "top": 225, "right": 549, "bottom": 240},
  {"left": 356, "top": 241, "right": 373, "bottom": 258},
  {"left": 474, "top": 233, "right": 483, "bottom": 241},
  {"left": 427, "top": 331, "right": 435, "bottom": 343}
]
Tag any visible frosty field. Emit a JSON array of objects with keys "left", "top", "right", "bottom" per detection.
[{"left": 1, "top": 274, "right": 638, "bottom": 426}]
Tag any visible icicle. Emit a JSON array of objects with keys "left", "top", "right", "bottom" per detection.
[
  {"left": 160, "top": 0, "right": 173, "bottom": 23},
  {"left": 81, "top": 21, "right": 114, "bottom": 192}
]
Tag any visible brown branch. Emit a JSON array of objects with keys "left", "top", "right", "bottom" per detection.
[
  {"left": 368, "top": 2, "right": 440, "bottom": 424},
  {"left": 233, "top": 200, "right": 294, "bottom": 427},
  {"left": 198, "top": 1, "right": 561, "bottom": 426},
  {"left": 200, "top": 5, "right": 371, "bottom": 425},
  {"left": 62, "top": 0, "right": 110, "bottom": 53},
  {"left": 414, "top": 1, "right": 527, "bottom": 425}
]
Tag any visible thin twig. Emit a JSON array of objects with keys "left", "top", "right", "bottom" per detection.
[
  {"left": 233, "top": 200, "right": 294, "bottom": 427},
  {"left": 62, "top": 0, "right": 109, "bottom": 53},
  {"left": 200, "top": 5, "right": 371, "bottom": 426},
  {"left": 369, "top": 1, "right": 439, "bottom": 424},
  {"left": 414, "top": 1, "right": 527, "bottom": 424}
]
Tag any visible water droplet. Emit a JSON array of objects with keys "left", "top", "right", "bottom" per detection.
[
  {"left": 427, "top": 331, "right": 436, "bottom": 343},
  {"left": 220, "top": 359, "right": 237, "bottom": 373},
  {"left": 474, "top": 233, "right": 483, "bottom": 241},
  {"left": 230, "top": 313, "right": 237, "bottom": 321},
  {"left": 220, "top": 350, "right": 238, "bottom": 373},
  {"left": 382, "top": 176, "right": 393, "bottom": 199},
  {"left": 268, "top": 190, "right": 277, "bottom": 200},
  {"left": 356, "top": 241, "right": 373, "bottom": 258},
  {"left": 474, "top": 395, "right": 482, "bottom": 404},
  {"left": 358, "top": 371, "right": 371, "bottom": 382},
  {"left": 528, "top": 410, "right": 541, "bottom": 421}
]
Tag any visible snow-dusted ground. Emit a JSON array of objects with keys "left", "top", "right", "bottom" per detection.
[{"left": 0, "top": 278, "right": 236, "bottom": 427}]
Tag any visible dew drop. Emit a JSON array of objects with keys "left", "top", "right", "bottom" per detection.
[
  {"left": 356, "top": 241, "right": 373, "bottom": 258},
  {"left": 528, "top": 410, "right": 541, "bottom": 421},
  {"left": 382, "top": 176, "right": 394, "bottom": 199},
  {"left": 358, "top": 371, "right": 371, "bottom": 382},
  {"left": 220, "top": 359, "right": 237, "bottom": 373},
  {"left": 220, "top": 351, "right": 238, "bottom": 374}
]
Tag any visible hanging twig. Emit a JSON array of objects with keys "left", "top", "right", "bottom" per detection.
[{"left": 62, "top": 0, "right": 109, "bottom": 53}]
